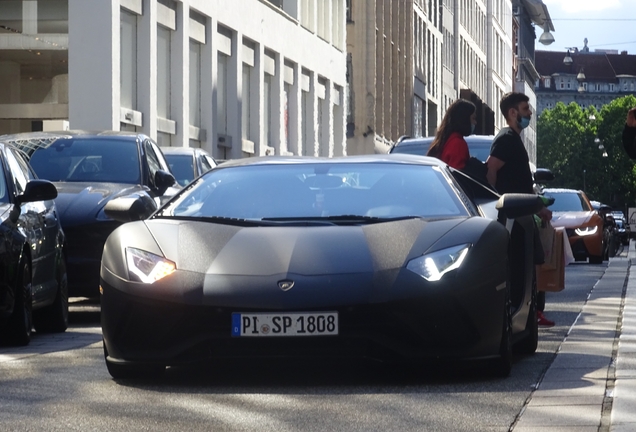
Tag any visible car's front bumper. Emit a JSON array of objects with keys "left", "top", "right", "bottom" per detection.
[{"left": 101, "top": 267, "right": 507, "bottom": 366}]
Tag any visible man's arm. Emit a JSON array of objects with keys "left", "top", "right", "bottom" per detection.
[
  {"left": 486, "top": 156, "right": 505, "bottom": 188},
  {"left": 623, "top": 107, "right": 636, "bottom": 159}
]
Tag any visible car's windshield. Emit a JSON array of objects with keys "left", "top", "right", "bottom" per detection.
[
  {"left": 544, "top": 191, "right": 591, "bottom": 212},
  {"left": 164, "top": 154, "right": 194, "bottom": 187},
  {"left": 28, "top": 138, "right": 140, "bottom": 184},
  {"left": 0, "top": 154, "right": 7, "bottom": 204},
  {"left": 161, "top": 163, "right": 469, "bottom": 220}
]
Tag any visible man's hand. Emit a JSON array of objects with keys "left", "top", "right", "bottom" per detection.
[
  {"left": 537, "top": 206, "right": 552, "bottom": 224},
  {"left": 627, "top": 107, "right": 636, "bottom": 128}
]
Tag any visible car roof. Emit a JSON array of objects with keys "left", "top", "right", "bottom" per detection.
[
  {"left": 161, "top": 146, "right": 210, "bottom": 156},
  {"left": 0, "top": 130, "right": 147, "bottom": 155},
  {"left": 542, "top": 188, "right": 583, "bottom": 194},
  {"left": 217, "top": 153, "right": 444, "bottom": 169},
  {"left": 394, "top": 134, "right": 495, "bottom": 147}
]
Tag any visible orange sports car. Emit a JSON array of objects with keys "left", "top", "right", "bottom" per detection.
[{"left": 542, "top": 188, "right": 605, "bottom": 264}]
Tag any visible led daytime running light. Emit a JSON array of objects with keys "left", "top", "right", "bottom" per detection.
[
  {"left": 126, "top": 247, "right": 176, "bottom": 283},
  {"left": 575, "top": 226, "right": 598, "bottom": 236}
]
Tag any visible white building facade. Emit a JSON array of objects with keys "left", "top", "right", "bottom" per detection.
[{"left": 1, "top": 0, "right": 348, "bottom": 160}]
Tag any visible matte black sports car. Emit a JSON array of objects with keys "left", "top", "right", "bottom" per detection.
[
  {"left": 1, "top": 131, "right": 177, "bottom": 298},
  {"left": 0, "top": 142, "right": 67, "bottom": 346},
  {"left": 161, "top": 146, "right": 217, "bottom": 187},
  {"left": 100, "top": 155, "right": 544, "bottom": 379}
]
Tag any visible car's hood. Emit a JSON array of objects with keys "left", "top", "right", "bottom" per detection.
[
  {"left": 53, "top": 182, "right": 145, "bottom": 226},
  {"left": 551, "top": 211, "right": 593, "bottom": 228},
  {"left": 146, "top": 217, "right": 469, "bottom": 276}
]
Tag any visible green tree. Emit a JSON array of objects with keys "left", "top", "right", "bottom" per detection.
[{"left": 537, "top": 95, "right": 636, "bottom": 210}]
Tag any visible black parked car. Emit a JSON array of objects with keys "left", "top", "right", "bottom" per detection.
[
  {"left": 390, "top": 135, "right": 495, "bottom": 162},
  {"left": 100, "top": 154, "right": 545, "bottom": 379},
  {"left": 1, "top": 131, "right": 177, "bottom": 298},
  {"left": 0, "top": 142, "right": 67, "bottom": 345},
  {"left": 161, "top": 146, "right": 217, "bottom": 187},
  {"left": 615, "top": 218, "right": 631, "bottom": 246}
]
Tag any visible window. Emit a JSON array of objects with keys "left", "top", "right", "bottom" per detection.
[
  {"left": 242, "top": 64, "right": 252, "bottom": 140},
  {"left": 596, "top": 83, "right": 602, "bottom": 92},
  {"left": 6, "top": 150, "right": 28, "bottom": 195},
  {"left": 189, "top": 40, "right": 201, "bottom": 128},
  {"left": 544, "top": 78, "right": 551, "bottom": 88},
  {"left": 610, "top": 84, "right": 615, "bottom": 92},
  {"left": 264, "top": 73, "right": 273, "bottom": 148},
  {"left": 157, "top": 25, "right": 172, "bottom": 119},
  {"left": 413, "top": 96, "right": 424, "bottom": 138},
  {"left": 120, "top": 9, "right": 138, "bottom": 110},
  {"left": 217, "top": 53, "right": 228, "bottom": 134},
  {"left": 560, "top": 81, "right": 564, "bottom": 89}
]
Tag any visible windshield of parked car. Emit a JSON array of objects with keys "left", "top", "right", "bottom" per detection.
[
  {"left": 28, "top": 138, "right": 141, "bottom": 184},
  {"left": 164, "top": 154, "right": 195, "bottom": 187},
  {"left": 0, "top": 155, "right": 7, "bottom": 203},
  {"left": 544, "top": 191, "right": 591, "bottom": 212},
  {"left": 160, "top": 163, "right": 469, "bottom": 221}
]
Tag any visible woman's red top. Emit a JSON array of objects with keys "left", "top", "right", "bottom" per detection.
[{"left": 439, "top": 132, "right": 469, "bottom": 170}]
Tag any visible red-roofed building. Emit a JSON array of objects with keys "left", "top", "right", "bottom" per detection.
[{"left": 535, "top": 47, "right": 636, "bottom": 115}]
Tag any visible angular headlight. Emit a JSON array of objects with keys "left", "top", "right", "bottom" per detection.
[
  {"left": 406, "top": 244, "right": 471, "bottom": 281},
  {"left": 126, "top": 247, "right": 176, "bottom": 283},
  {"left": 575, "top": 226, "right": 598, "bottom": 236}
]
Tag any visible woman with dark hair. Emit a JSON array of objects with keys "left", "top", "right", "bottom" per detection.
[{"left": 426, "top": 99, "right": 477, "bottom": 170}]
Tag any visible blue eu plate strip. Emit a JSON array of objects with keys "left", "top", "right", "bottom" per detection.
[{"left": 231, "top": 313, "right": 241, "bottom": 337}]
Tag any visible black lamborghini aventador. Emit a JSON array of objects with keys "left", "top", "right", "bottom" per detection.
[{"left": 100, "top": 154, "right": 544, "bottom": 379}]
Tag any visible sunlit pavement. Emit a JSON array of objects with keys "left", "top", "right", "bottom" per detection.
[{"left": 513, "top": 241, "right": 636, "bottom": 432}]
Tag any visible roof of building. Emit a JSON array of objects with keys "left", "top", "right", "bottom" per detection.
[{"left": 535, "top": 50, "right": 636, "bottom": 81}]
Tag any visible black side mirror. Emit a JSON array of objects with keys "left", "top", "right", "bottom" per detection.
[
  {"left": 154, "top": 169, "right": 176, "bottom": 195},
  {"left": 103, "top": 194, "right": 157, "bottom": 223},
  {"left": 16, "top": 180, "right": 57, "bottom": 205},
  {"left": 496, "top": 193, "right": 544, "bottom": 219},
  {"left": 533, "top": 168, "right": 555, "bottom": 183}
]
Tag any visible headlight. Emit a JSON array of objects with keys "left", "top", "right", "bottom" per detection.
[
  {"left": 406, "top": 244, "right": 471, "bottom": 281},
  {"left": 126, "top": 247, "right": 176, "bottom": 283},
  {"left": 575, "top": 226, "right": 598, "bottom": 236}
]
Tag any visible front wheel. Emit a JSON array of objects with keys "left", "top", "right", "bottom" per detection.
[
  {"left": 33, "top": 254, "right": 68, "bottom": 333},
  {"left": 514, "top": 269, "right": 538, "bottom": 355},
  {"left": 488, "top": 290, "right": 512, "bottom": 377},
  {"left": 589, "top": 254, "right": 604, "bottom": 264}
]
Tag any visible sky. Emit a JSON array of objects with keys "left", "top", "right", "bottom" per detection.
[{"left": 540, "top": 0, "right": 636, "bottom": 55}]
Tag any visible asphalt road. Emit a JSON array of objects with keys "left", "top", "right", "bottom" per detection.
[{"left": 0, "top": 262, "right": 609, "bottom": 432}]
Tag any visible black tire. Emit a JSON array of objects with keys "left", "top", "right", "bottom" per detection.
[
  {"left": 514, "top": 271, "right": 538, "bottom": 355},
  {"left": 103, "top": 341, "right": 165, "bottom": 380},
  {"left": 33, "top": 255, "right": 68, "bottom": 333},
  {"left": 488, "top": 290, "right": 512, "bottom": 377},
  {"left": 589, "top": 254, "right": 603, "bottom": 264},
  {"left": 4, "top": 259, "right": 33, "bottom": 346}
]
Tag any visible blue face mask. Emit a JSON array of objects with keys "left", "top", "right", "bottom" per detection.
[
  {"left": 518, "top": 116, "right": 531, "bottom": 130},
  {"left": 470, "top": 123, "right": 476, "bottom": 135}
]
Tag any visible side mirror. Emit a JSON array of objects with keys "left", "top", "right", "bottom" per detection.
[
  {"left": 103, "top": 194, "right": 157, "bottom": 223},
  {"left": 16, "top": 180, "right": 58, "bottom": 205},
  {"left": 496, "top": 193, "right": 544, "bottom": 219},
  {"left": 533, "top": 168, "right": 555, "bottom": 183},
  {"left": 154, "top": 169, "right": 176, "bottom": 195}
]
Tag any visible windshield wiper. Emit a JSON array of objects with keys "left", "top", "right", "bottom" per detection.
[
  {"left": 262, "top": 215, "right": 421, "bottom": 225},
  {"left": 152, "top": 215, "right": 336, "bottom": 227}
]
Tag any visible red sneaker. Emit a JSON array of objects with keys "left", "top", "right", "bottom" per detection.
[{"left": 537, "top": 311, "right": 555, "bottom": 327}]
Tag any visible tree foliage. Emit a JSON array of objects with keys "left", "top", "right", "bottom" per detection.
[{"left": 537, "top": 95, "right": 636, "bottom": 209}]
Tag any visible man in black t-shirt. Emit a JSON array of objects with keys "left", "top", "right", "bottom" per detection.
[{"left": 487, "top": 92, "right": 554, "bottom": 327}]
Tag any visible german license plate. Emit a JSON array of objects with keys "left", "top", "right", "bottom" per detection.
[{"left": 231, "top": 312, "right": 338, "bottom": 337}]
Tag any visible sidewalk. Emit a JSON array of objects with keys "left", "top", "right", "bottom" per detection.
[{"left": 512, "top": 243, "right": 636, "bottom": 431}]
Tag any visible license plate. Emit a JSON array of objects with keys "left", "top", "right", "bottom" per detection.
[{"left": 231, "top": 312, "right": 338, "bottom": 337}]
